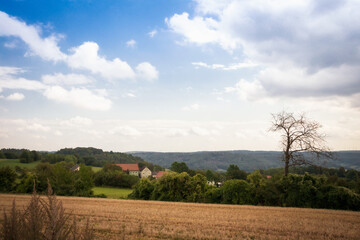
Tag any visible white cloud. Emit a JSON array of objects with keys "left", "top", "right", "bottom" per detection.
[
  {"left": 169, "top": 0, "right": 360, "bottom": 68},
  {"left": 43, "top": 86, "right": 112, "bottom": 111},
  {"left": 0, "top": 11, "right": 65, "bottom": 61},
  {"left": 166, "top": 12, "right": 237, "bottom": 51},
  {"left": 225, "top": 79, "right": 267, "bottom": 101},
  {"left": 168, "top": 0, "right": 360, "bottom": 103},
  {"left": 0, "top": 78, "right": 46, "bottom": 91},
  {"left": 42, "top": 73, "right": 92, "bottom": 86},
  {"left": 225, "top": 64, "right": 360, "bottom": 102},
  {"left": 122, "top": 93, "right": 136, "bottom": 98},
  {"left": 190, "top": 126, "right": 211, "bottom": 136},
  {"left": 0, "top": 66, "right": 111, "bottom": 111},
  {"left": 110, "top": 126, "right": 142, "bottom": 137},
  {"left": 61, "top": 116, "right": 93, "bottom": 127},
  {"left": 0, "top": 12, "right": 159, "bottom": 82},
  {"left": 135, "top": 62, "right": 159, "bottom": 81},
  {"left": 26, "top": 123, "right": 50, "bottom": 132},
  {"left": 148, "top": 30, "right": 158, "bottom": 38},
  {"left": 4, "top": 41, "right": 17, "bottom": 48},
  {"left": 192, "top": 60, "right": 257, "bottom": 70},
  {"left": 0, "top": 66, "right": 47, "bottom": 91},
  {"left": 67, "top": 41, "right": 136, "bottom": 81},
  {"left": 182, "top": 103, "right": 200, "bottom": 111},
  {"left": 6, "top": 92, "right": 25, "bottom": 101},
  {"left": 166, "top": 128, "right": 190, "bottom": 137},
  {"left": 126, "top": 39, "right": 136, "bottom": 48},
  {"left": 54, "top": 130, "right": 63, "bottom": 136},
  {"left": 0, "top": 66, "right": 25, "bottom": 76}
]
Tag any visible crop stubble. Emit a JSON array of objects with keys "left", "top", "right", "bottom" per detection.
[{"left": 0, "top": 194, "right": 359, "bottom": 240}]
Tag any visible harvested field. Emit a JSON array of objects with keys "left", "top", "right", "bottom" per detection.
[{"left": 0, "top": 194, "right": 359, "bottom": 240}]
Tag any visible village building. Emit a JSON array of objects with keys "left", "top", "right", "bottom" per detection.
[
  {"left": 71, "top": 164, "right": 80, "bottom": 172},
  {"left": 153, "top": 171, "right": 166, "bottom": 179},
  {"left": 140, "top": 166, "right": 152, "bottom": 178},
  {"left": 115, "top": 164, "right": 139, "bottom": 177}
]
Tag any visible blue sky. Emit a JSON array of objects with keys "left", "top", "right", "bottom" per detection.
[{"left": 0, "top": 0, "right": 360, "bottom": 152}]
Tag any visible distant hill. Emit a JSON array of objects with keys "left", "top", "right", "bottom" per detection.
[{"left": 129, "top": 150, "right": 360, "bottom": 172}]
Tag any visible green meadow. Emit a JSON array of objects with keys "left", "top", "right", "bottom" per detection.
[
  {"left": 0, "top": 159, "right": 40, "bottom": 169},
  {"left": 91, "top": 166, "right": 102, "bottom": 172},
  {"left": 92, "top": 187, "right": 133, "bottom": 199}
]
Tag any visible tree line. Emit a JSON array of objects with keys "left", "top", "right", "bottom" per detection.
[
  {"left": 0, "top": 147, "right": 163, "bottom": 172},
  {"left": 130, "top": 169, "right": 360, "bottom": 211}
]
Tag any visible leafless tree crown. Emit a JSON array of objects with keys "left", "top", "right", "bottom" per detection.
[{"left": 269, "top": 111, "right": 332, "bottom": 172}]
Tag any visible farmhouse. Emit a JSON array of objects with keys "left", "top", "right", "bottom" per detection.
[
  {"left": 153, "top": 171, "right": 166, "bottom": 179},
  {"left": 140, "top": 166, "right": 152, "bottom": 178},
  {"left": 71, "top": 164, "right": 80, "bottom": 172},
  {"left": 115, "top": 164, "right": 139, "bottom": 176}
]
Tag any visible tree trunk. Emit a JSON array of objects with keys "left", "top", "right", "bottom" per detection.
[
  {"left": 284, "top": 160, "right": 289, "bottom": 176},
  {"left": 284, "top": 152, "right": 290, "bottom": 176}
]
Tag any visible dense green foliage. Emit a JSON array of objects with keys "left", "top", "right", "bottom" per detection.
[
  {"left": 94, "top": 163, "right": 139, "bottom": 188},
  {"left": 0, "top": 162, "right": 95, "bottom": 197},
  {"left": 130, "top": 171, "right": 360, "bottom": 211},
  {"left": 226, "top": 164, "right": 247, "bottom": 180},
  {"left": 131, "top": 150, "right": 360, "bottom": 172},
  {"left": 56, "top": 147, "right": 156, "bottom": 168},
  {"left": 19, "top": 150, "right": 41, "bottom": 163},
  {"left": 0, "top": 166, "right": 17, "bottom": 192},
  {"left": 130, "top": 172, "right": 208, "bottom": 202},
  {"left": 0, "top": 148, "right": 42, "bottom": 163}
]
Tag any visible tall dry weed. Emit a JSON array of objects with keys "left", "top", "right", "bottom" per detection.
[{"left": 0, "top": 182, "right": 95, "bottom": 240}]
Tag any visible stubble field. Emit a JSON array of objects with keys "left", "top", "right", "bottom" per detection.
[{"left": 0, "top": 194, "right": 359, "bottom": 240}]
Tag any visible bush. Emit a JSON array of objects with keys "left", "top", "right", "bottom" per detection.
[
  {"left": 205, "top": 186, "right": 222, "bottom": 203},
  {"left": 222, "top": 179, "right": 252, "bottom": 204},
  {"left": 0, "top": 166, "right": 16, "bottom": 192},
  {"left": 319, "top": 185, "right": 360, "bottom": 211},
  {"left": 94, "top": 165, "right": 138, "bottom": 188},
  {"left": 129, "top": 178, "right": 155, "bottom": 200}
]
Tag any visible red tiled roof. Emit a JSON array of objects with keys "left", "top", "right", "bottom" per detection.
[
  {"left": 156, "top": 171, "right": 166, "bottom": 178},
  {"left": 115, "top": 164, "right": 139, "bottom": 171}
]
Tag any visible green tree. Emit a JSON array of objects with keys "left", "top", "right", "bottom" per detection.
[
  {"left": 130, "top": 178, "right": 155, "bottom": 200},
  {"left": 170, "top": 161, "right": 190, "bottom": 174},
  {"left": 94, "top": 164, "right": 137, "bottom": 188},
  {"left": 187, "top": 174, "right": 208, "bottom": 202},
  {"left": 31, "top": 150, "right": 41, "bottom": 161},
  {"left": 50, "top": 162, "right": 75, "bottom": 195},
  {"left": 222, "top": 179, "right": 252, "bottom": 204},
  {"left": 34, "top": 162, "right": 53, "bottom": 192},
  {"left": 345, "top": 169, "right": 358, "bottom": 181},
  {"left": 16, "top": 172, "right": 39, "bottom": 193},
  {"left": 0, "top": 166, "right": 17, "bottom": 192},
  {"left": 152, "top": 172, "right": 191, "bottom": 201},
  {"left": 226, "top": 164, "right": 247, "bottom": 180},
  {"left": 20, "top": 150, "right": 33, "bottom": 163},
  {"left": 74, "top": 164, "right": 94, "bottom": 196}
]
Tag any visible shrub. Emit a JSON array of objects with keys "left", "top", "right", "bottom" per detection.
[
  {"left": 0, "top": 166, "right": 16, "bottom": 192},
  {"left": 129, "top": 178, "right": 155, "bottom": 200},
  {"left": 222, "top": 179, "right": 252, "bottom": 204}
]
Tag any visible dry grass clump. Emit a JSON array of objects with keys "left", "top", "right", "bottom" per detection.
[
  {"left": 1, "top": 195, "right": 360, "bottom": 240},
  {"left": 0, "top": 184, "right": 94, "bottom": 240}
]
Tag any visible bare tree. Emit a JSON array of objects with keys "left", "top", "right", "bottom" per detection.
[{"left": 269, "top": 111, "right": 333, "bottom": 176}]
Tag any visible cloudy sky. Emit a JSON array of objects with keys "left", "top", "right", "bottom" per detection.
[{"left": 0, "top": 0, "right": 359, "bottom": 152}]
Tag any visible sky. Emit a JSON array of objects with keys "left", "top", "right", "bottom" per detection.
[{"left": 0, "top": 0, "right": 359, "bottom": 152}]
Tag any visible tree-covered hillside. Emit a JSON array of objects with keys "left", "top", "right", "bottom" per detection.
[{"left": 130, "top": 151, "right": 360, "bottom": 172}]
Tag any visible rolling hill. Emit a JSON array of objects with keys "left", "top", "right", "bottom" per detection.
[{"left": 129, "top": 150, "right": 360, "bottom": 172}]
